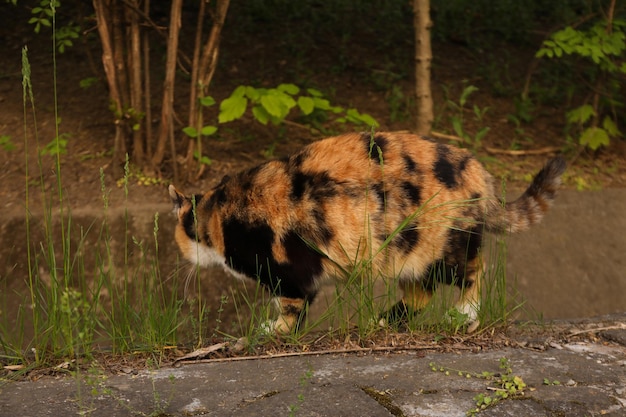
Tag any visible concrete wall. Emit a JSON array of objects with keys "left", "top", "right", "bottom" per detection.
[{"left": 2, "top": 189, "right": 624, "bottom": 335}]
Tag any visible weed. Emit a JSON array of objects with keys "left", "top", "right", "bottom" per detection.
[
  {"left": 442, "top": 83, "right": 490, "bottom": 150},
  {"left": 85, "top": 366, "right": 178, "bottom": 416},
  {"left": 0, "top": 135, "right": 15, "bottom": 151},
  {"left": 429, "top": 357, "right": 529, "bottom": 416},
  {"left": 288, "top": 364, "right": 314, "bottom": 417},
  {"left": 542, "top": 377, "right": 561, "bottom": 386},
  {"left": 184, "top": 83, "right": 379, "bottom": 151}
]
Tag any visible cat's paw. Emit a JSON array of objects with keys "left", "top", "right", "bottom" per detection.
[
  {"left": 260, "top": 316, "right": 294, "bottom": 335},
  {"left": 378, "top": 300, "right": 420, "bottom": 329},
  {"left": 444, "top": 306, "right": 480, "bottom": 333},
  {"left": 260, "top": 320, "right": 277, "bottom": 335}
]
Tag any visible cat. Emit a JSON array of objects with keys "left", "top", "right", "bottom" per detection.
[{"left": 169, "top": 131, "right": 566, "bottom": 334}]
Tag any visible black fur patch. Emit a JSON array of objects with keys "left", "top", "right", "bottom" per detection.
[
  {"left": 290, "top": 149, "right": 309, "bottom": 169},
  {"left": 422, "top": 259, "right": 460, "bottom": 290},
  {"left": 434, "top": 144, "right": 458, "bottom": 188},
  {"left": 222, "top": 217, "right": 321, "bottom": 300},
  {"left": 402, "top": 181, "right": 421, "bottom": 205},
  {"left": 281, "top": 302, "right": 304, "bottom": 317},
  {"left": 211, "top": 186, "right": 228, "bottom": 207},
  {"left": 421, "top": 226, "right": 482, "bottom": 290},
  {"left": 182, "top": 208, "right": 198, "bottom": 241},
  {"left": 371, "top": 183, "right": 386, "bottom": 208},
  {"left": 393, "top": 225, "right": 420, "bottom": 254},
  {"left": 290, "top": 171, "right": 337, "bottom": 202},
  {"left": 363, "top": 133, "right": 388, "bottom": 161},
  {"left": 312, "top": 207, "right": 334, "bottom": 243},
  {"left": 403, "top": 155, "right": 418, "bottom": 173},
  {"left": 447, "top": 226, "right": 482, "bottom": 263},
  {"left": 222, "top": 217, "right": 274, "bottom": 281},
  {"left": 282, "top": 231, "right": 324, "bottom": 299}
]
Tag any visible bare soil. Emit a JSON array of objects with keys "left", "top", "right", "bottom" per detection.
[{"left": 1, "top": 5, "right": 625, "bottom": 220}]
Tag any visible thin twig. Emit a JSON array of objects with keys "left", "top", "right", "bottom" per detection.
[
  {"left": 568, "top": 324, "right": 626, "bottom": 337},
  {"left": 172, "top": 344, "right": 458, "bottom": 366},
  {"left": 429, "top": 131, "right": 466, "bottom": 143},
  {"left": 282, "top": 119, "right": 322, "bottom": 135},
  {"left": 485, "top": 146, "right": 561, "bottom": 156}
]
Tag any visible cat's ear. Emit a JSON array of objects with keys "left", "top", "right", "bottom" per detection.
[{"left": 168, "top": 185, "right": 186, "bottom": 210}]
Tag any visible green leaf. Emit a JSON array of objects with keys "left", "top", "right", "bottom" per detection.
[
  {"left": 602, "top": 116, "right": 622, "bottom": 137},
  {"left": 199, "top": 96, "right": 216, "bottom": 107},
  {"left": 252, "top": 105, "right": 270, "bottom": 125},
  {"left": 182, "top": 126, "right": 198, "bottom": 138},
  {"left": 345, "top": 108, "right": 379, "bottom": 127},
  {"left": 201, "top": 125, "right": 217, "bottom": 136},
  {"left": 231, "top": 85, "right": 247, "bottom": 98},
  {"left": 312, "top": 97, "right": 331, "bottom": 110},
  {"left": 260, "top": 90, "right": 295, "bottom": 119},
  {"left": 459, "top": 85, "right": 478, "bottom": 107},
  {"left": 193, "top": 151, "right": 212, "bottom": 166},
  {"left": 451, "top": 117, "right": 465, "bottom": 138},
  {"left": 260, "top": 94, "right": 285, "bottom": 118},
  {"left": 0, "top": 135, "right": 15, "bottom": 151},
  {"left": 580, "top": 127, "right": 610, "bottom": 150},
  {"left": 277, "top": 83, "right": 299, "bottom": 95},
  {"left": 475, "top": 126, "right": 490, "bottom": 142},
  {"left": 306, "top": 88, "right": 324, "bottom": 97},
  {"left": 244, "top": 86, "right": 261, "bottom": 101},
  {"left": 219, "top": 95, "right": 248, "bottom": 123},
  {"left": 297, "top": 96, "right": 315, "bottom": 115},
  {"left": 566, "top": 104, "right": 595, "bottom": 125}
]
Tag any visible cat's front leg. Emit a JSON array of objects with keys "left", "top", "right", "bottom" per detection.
[{"left": 263, "top": 296, "right": 307, "bottom": 335}]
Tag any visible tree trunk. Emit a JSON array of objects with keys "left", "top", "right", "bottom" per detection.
[
  {"left": 151, "top": 0, "right": 183, "bottom": 181},
  {"left": 93, "top": 0, "right": 126, "bottom": 176},
  {"left": 127, "top": 0, "right": 144, "bottom": 165},
  {"left": 142, "top": 0, "right": 152, "bottom": 161},
  {"left": 185, "top": 0, "right": 231, "bottom": 182},
  {"left": 413, "top": 0, "right": 434, "bottom": 136}
]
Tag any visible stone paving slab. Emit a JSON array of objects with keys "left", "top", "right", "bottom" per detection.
[{"left": 1, "top": 338, "right": 625, "bottom": 417}]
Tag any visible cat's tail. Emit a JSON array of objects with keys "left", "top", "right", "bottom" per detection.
[{"left": 484, "top": 157, "right": 566, "bottom": 234}]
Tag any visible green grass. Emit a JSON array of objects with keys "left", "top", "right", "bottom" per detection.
[
  {"left": 1, "top": 46, "right": 519, "bottom": 377},
  {"left": 0, "top": 47, "right": 200, "bottom": 372}
]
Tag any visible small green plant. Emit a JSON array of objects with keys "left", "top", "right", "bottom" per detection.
[
  {"left": 79, "top": 77, "right": 99, "bottom": 89},
  {"left": 183, "top": 83, "right": 379, "bottom": 141},
  {"left": 443, "top": 84, "right": 490, "bottom": 149},
  {"left": 386, "top": 84, "right": 413, "bottom": 123},
  {"left": 288, "top": 365, "right": 314, "bottom": 417},
  {"left": 542, "top": 377, "right": 561, "bottom": 386},
  {"left": 28, "top": 0, "right": 81, "bottom": 53},
  {"left": 39, "top": 132, "right": 69, "bottom": 156},
  {"left": 29, "top": 0, "right": 59, "bottom": 33},
  {"left": 115, "top": 164, "right": 166, "bottom": 187},
  {"left": 0, "top": 135, "right": 15, "bottom": 151},
  {"left": 536, "top": 11, "right": 625, "bottom": 150},
  {"left": 84, "top": 367, "right": 178, "bottom": 416},
  {"left": 430, "top": 357, "right": 528, "bottom": 416}
]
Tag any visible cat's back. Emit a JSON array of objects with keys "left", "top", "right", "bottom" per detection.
[{"left": 214, "top": 131, "right": 493, "bottom": 236}]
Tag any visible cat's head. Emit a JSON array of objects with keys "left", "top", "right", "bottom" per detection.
[{"left": 169, "top": 185, "right": 219, "bottom": 267}]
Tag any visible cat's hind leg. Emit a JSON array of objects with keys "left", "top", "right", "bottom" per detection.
[
  {"left": 379, "top": 280, "right": 433, "bottom": 327},
  {"left": 455, "top": 257, "right": 484, "bottom": 333}
]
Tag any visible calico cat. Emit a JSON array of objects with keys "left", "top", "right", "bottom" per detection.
[{"left": 169, "top": 131, "right": 566, "bottom": 334}]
